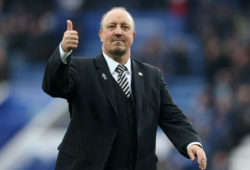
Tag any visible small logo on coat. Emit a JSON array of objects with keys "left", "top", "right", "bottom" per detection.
[
  {"left": 102, "top": 73, "right": 107, "bottom": 80},
  {"left": 138, "top": 72, "right": 143, "bottom": 76}
]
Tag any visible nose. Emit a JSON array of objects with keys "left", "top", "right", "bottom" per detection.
[{"left": 114, "top": 26, "right": 122, "bottom": 35}]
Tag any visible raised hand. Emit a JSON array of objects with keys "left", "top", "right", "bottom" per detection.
[{"left": 61, "top": 20, "right": 79, "bottom": 52}]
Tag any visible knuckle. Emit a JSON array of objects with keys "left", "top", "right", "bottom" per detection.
[
  {"left": 65, "top": 36, "right": 70, "bottom": 40},
  {"left": 65, "top": 31, "right": 70, "bottom": 36}
]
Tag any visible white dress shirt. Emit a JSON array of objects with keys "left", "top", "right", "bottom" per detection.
[{"left": 102, "top": 52, "right": 132, "bottom": 92}]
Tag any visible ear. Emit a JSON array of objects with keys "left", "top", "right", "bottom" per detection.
[
  {"left": 98, "top": 30, "right": 103, "bottom": 42},
  {"left": 133, "top": 32, "right": 136, "bottom": 39},
  {"left": 131, "top": 32, "right": 136, "bottom": 44}
]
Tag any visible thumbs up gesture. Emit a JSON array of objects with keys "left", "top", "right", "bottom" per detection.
[{"left": 61, "top": 20, "right": 79, "bottom": 52}]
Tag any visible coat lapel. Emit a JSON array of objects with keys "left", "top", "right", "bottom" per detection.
[
  {"left": 94, "top": 54, "right": 145, "bottom": 119},
  {"left": 94, "top": 54, "right": 118, "bottom": 116},
  {"left": 132, "top": 59, "right": 144, "bottom": 123}
]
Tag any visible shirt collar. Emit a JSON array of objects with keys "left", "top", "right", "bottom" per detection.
[{"left": 102, "top": 52, "right": 131, "bottom": 74}]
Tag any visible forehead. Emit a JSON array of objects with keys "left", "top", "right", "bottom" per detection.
[{"left": 103, "top": 9, "right": 133, "bottom": 26}]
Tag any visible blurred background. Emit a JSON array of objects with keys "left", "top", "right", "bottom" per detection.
[{"left": 0, "top": 0, "right": 250, "bottom": 169}]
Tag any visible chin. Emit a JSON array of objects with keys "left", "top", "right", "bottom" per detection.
[{"left": 110, "top": 48, "right": 126, "bottom": 56}]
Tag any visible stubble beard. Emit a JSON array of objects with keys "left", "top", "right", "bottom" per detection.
[
  {"left": 110, "top": 48, "right": 126, "bottom": 56},
  {"left": 108, "top": 46, "right": 127, "bottom": 62}
]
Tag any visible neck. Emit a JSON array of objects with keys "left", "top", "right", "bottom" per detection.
[
  {"left": 113, "top": 55, "right": 129, "bottom": 65},
  {"left": 104, "top": 49, "right": 130, "bottom": 65}
]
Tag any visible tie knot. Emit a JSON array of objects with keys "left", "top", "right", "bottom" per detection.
[{"left": 115, "top": 64, "right": 127, "bottom": 74}]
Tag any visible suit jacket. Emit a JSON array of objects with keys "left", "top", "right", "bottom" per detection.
[{"left": 42, "top": 47, "right": 201, "bottom": 170}]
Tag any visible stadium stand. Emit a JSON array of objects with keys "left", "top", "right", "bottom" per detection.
[{"left": 0, "top": 0, "right": 249, "bottom": 169}]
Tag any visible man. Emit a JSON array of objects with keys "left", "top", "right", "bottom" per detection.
[{"left": 42, "top": 7, "right": 207, "bottom": 170}]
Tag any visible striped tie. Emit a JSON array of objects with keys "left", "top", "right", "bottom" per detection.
[{"left": 115, "top": 64, "right": 130, "bottom": 98}]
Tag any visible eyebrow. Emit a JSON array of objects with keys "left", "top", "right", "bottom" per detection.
[{"left": 106, "top": 22, "right": 131, "bottom": 27}]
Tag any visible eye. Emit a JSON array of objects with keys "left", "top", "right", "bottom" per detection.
[
  {"left": 122, "top": 25, "right": 130, "bottom": 30},
  {"left": 107, "top": 25, "right": 115, "bottom": 29},
  {"left": 122, "top": 25, "right": 128, "bottom": 29}
]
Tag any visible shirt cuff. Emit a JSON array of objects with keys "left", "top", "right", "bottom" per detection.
[
  {"left": 187, "top": 142, "right": 202, "bottom": 150},
  {"left": 59, "top": 42, "right": 72, "bottom": 64}
]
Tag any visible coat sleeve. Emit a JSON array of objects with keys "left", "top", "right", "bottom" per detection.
[
  {"left": 42, "top": 46, "right": 78, "bottom": 100},
  {"left": 158, "top": 71, "right": 201, "bottom": 158}
]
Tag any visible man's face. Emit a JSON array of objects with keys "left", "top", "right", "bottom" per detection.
[{"left": 99, "top": 9, "right": 136, "bottom": 57}]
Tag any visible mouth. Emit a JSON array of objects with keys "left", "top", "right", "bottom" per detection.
[
  {"left": 112, "top": 40, "right": 124, "bottom": 43},
  {"left": 112, "top": 37, "right": 125, "bottom": 42},
  {"left": 112, "top": 41, "right": 124, "bottom": 47}
]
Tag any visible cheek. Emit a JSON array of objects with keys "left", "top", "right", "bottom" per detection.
[
  {"left": 125, "top": 32, "right": 134, "bottom": 40},
  {"left": 100, "top": 32, "right": 109, "bottom": 42},
  {"left": 103, "top": 32, "right": 112, "bottom": 39},
  {"left": 126, "top": 35, "right": 134, "bottom": 44},
  {"left": 104, "top": 36, "right": 113, "bottom": 44}
]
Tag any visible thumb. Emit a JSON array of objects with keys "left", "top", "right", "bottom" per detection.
[{"left": 67, "top": 20, "right": 73, "bottom": 31}]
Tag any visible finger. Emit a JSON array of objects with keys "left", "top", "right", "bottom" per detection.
[
  {"left": 68, "top": 44, "right": 78, "bottom": 49},
  {"left": 188, "top": 149, "right": 196, "bottom": 161},
  {"left": 69, "top": 31, "right": 78, "bottom": 35},
  {"left": 197, "top": 152, "right": 207, "bottom": 169},
  {"left": 66, "top": 30, "right": 78, "bottom": 36},
  {"left": 201, "top": 156, "right": 207, "bottom": 169},
  {"left": 201, "top": 159, "right": 207, "bottom": 170},
  {"left": 66, "top": 35, "right": 79, "bottom": 40},
  {"left": 67, "top": 19, "right": 73, "bottom": 31},
  {"left": 67, "top": 40, "right": 79, "bottom": 45},
  {"left": 197, "top": 152, "right": 202, "bottom": 165}
]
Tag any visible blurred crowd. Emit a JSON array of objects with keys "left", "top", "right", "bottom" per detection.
[
  {"left": 188, "top": 1, "right": 250, "bottom": 169},
  {"left": 0, "top": 0, "right": 250, "bottom": 169}
]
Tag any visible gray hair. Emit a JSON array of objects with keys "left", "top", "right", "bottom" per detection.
[{"left": 100, "top": 7, "right": 135, "bottom": 31}]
